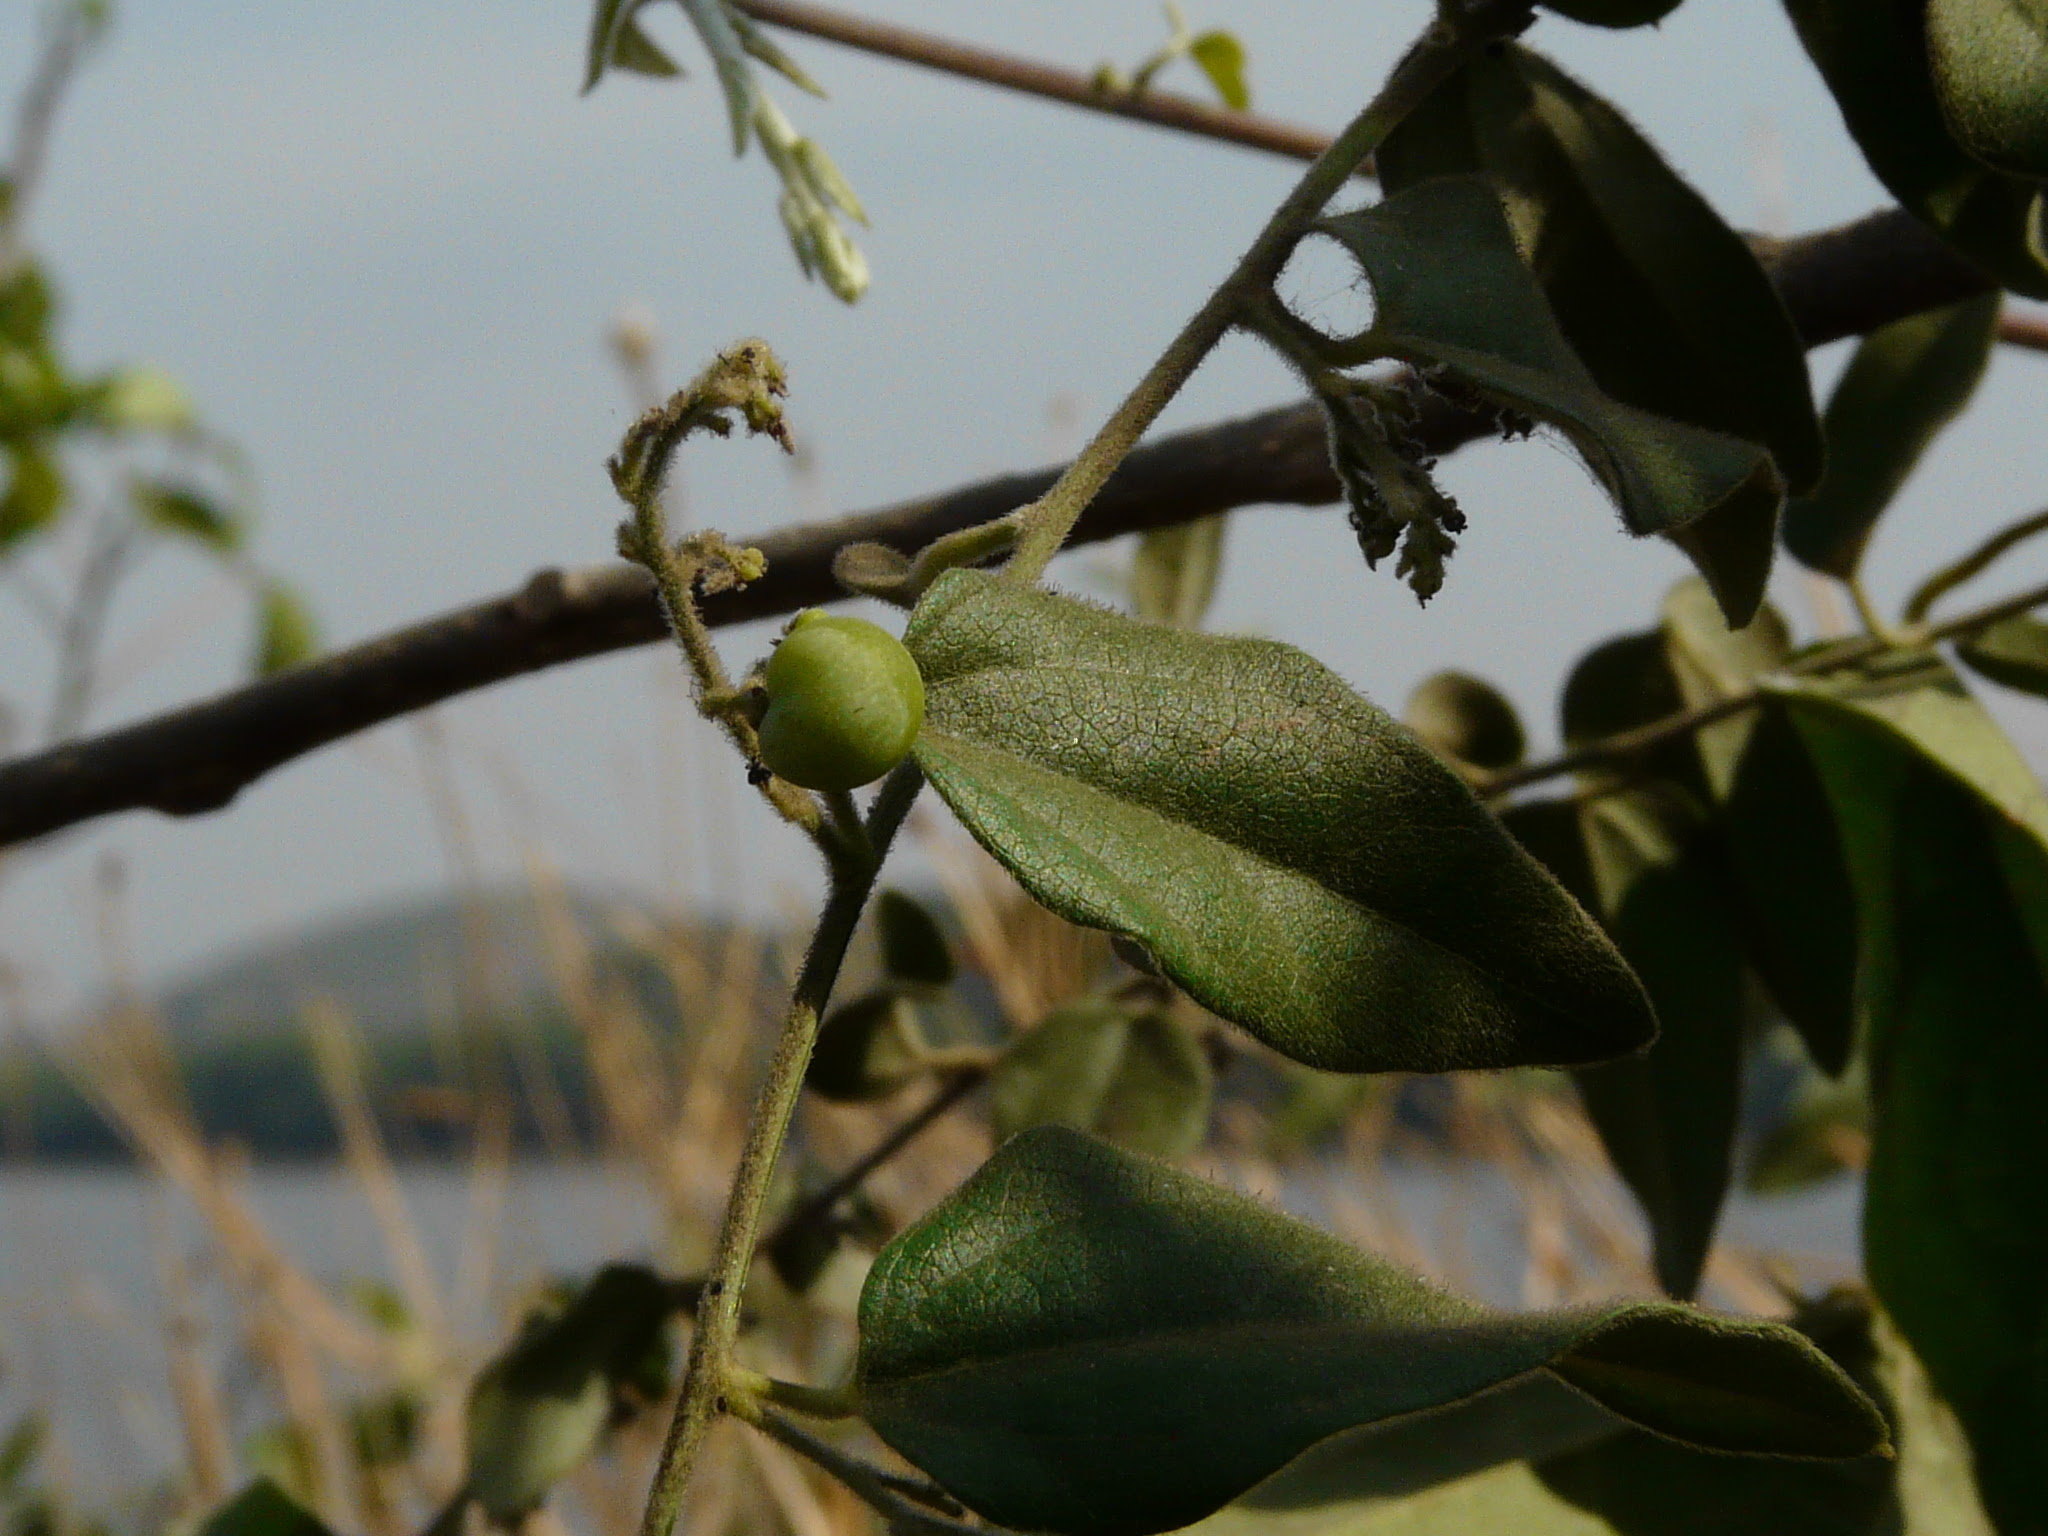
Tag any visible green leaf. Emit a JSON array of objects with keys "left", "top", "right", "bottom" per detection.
[
  {"left": 1538, "top": 0, "right": 1684, "bottom": 22},
  {"left": 198, "top": 1481, "right": 335, "bottom": 1536},
  {"left": 1534, "top": 1289, "right": 1899, "bottom": 1536},
  {"left": 1927, "top": 0, "right": 2048, "bottom": 176},
  {"left": 991, "top": 997, "right": 1213, "bottom": 1158},
  {"left": 1232, "top": 1372, "right": 1621, "bottom": 1511},
  {"left": 806, "top": 989, "right": 930, "bottom": 1102},
  {"left": 854, "top": 1127, "right": 1886, "bottom": 1536},
  {"left": 1504, "top": 790, "right": 1747, "bottom": 1300},
  {"left": 0, "top": 443, "right": 62, "bottom": 548},
  {"left": 467, "top": 1265, "right": 691, "bottom": 1520},
  {"left": 608, "top": 12, "right": 681, "bottom": 78},
  {"left": 1765, "top": 658, "right": 2048, "bottom": 1526},
  {"left": 253, "top": 582, "right": 317, "bottom": 675},
  {"left": 1782, "top": 296, "right": 2000, "bottom": 579},
  {"left": 904, "top": 569, "right": 1655, "bottom": 1073},
  {"left": 1379, "top": 46, "right": 1820, "bottom": 621},
  {"left": 1661, "top": 581, "right": 1859, "bottom": 1073},
  {"left": 1782, "top": 0, "right": 2048, "bottom": 297},
  {"left": 1403, "top": 670, "right": 1526, "bottom": 770},
  {"left": 1316, "top": 178, "right": 1785, "bottom": 624},
  {"left": 1188, "top": 30, "right": 1250, "bottom": 110},
  {"left": 1745, "top": 1049, "right": 1870, "bottom": 1192},
  {"left": 874, "top": 889, "right": 954, "bottom": 986},
  {"left": 1957, "top": 613, "right": 2048, "bottom": 694},
  {"left": 1560, "top": 631, "right": 1705, "bottom": 795},
  {"left": 582, "top": 0, "right": 633, "bottom": 91},
  {"left": 1131, "top": 513, "right": 1226, "bottom": 629},
  {"left": 131, "top": 479, "right": 243, "bottom": 552}
]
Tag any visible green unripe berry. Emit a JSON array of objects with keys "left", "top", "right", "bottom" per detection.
[{"left": 757, "top": 610, "right": 925, "bottom": 790}]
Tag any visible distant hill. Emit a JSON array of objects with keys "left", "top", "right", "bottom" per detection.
[{"left": 4, "top": 885, "right": 783, "bottom": 1161}]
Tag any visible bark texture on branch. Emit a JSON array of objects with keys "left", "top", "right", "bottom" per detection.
[{"left": 0, "top": 209, "right": 2001, "bottom": 849}]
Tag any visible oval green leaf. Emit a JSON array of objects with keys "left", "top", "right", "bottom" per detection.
[
  {"left": 1782, "top": 0, "right": 2048, "bottom": 296},
  {"left": 903, "top": 569, "right": 1655, "bottom": 1073},
  {"left": 1956, "top": 613, "right": 2048, "bottom": 695},
  {"left": 1783, "top": 296, "right": 1999, "bottom": 580},
  {"left": 1928, "top": 0, "right": 2048, "bottom": 176},
  {"left": 1404, "top": 670, "right": 1527, "bottom": 770},
  {"left": 874, "top": 889, "right": 955, "bottom": 986},
  {"left": 854, "top": 1127, "right": 1886, "bottom": 1536}
]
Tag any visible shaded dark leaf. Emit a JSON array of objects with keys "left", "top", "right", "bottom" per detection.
[
  {"left": 1539, "top": 0, "right": 1684, "bottom": 23},
  {"left": 1662, "top": 580, "right": 1859, "bottom": 1073},
  {"left": 1379, "top": 45, "right": 1819, "bottom": 621},
  {"left": 198, "top": 1481, "right": 334, "bottom": 1536},
  {"left": 1315, "top": 179, "right": 1782, "bottom": 618},
  {"left": 1783, "top": 296, "right": 1999, "bottom": 579},
  {"left": 855, "top": 1127, "right": 1885, "bottom": 1536},
  {"left": 608, "top": 13, "right": 681, "bottom": 78},
  {"left": 1404, "top": 670, "right": 1526, "bottom": 770},
  {"left": 1782, "top": 0, "right": 2048, "bottom": 296},
  {"left": 807, "top": 989, "right": 930, "bottom": 1102},
  {"left": 905, "top": 569, "right": 1655, "bottom": 1074},
  {"left": 874, "top": 889, "right": 954, "bottom": 986},
  {"left": 1768, "top": 657, "right": 2048, "bottom": 1527}
]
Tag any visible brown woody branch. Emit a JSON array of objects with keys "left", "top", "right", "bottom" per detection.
[
  {"left": 729, "top": 0, "right": 1336, "bottom": 163},
  {"left": 0, "top": 207, "right": 1999, "bottom": 850}
]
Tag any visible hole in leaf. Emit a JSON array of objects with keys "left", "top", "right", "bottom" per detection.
[{"left": 1275, "top": 232, "right": 1376, "bottom": 343}]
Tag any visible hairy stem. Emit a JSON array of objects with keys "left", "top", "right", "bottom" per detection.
[
  {"left": 1003, "top": 0, "right": 1534, "bottom": 584},
  {"left": 639, "top": 761, "right": 924, "bottom": 1536}
]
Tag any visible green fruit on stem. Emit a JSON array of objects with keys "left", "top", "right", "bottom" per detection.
[{"left": 758, "top": 610, "right": 925, "bottom": 790}]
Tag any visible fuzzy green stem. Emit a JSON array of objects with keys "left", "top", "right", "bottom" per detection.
[
  {"left": 1846, "top": 574, "right": 1904, "bottom": 647},
  {"left": 1002, "top": 0, "right": 1533, "bottom": 585},
  {"left": 638, "top": 760, "right": 924, "bottom": 1536}
]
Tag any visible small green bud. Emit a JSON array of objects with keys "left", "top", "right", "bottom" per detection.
[{"left": 757, "top": 610, "right": 924, "bottom": 790}]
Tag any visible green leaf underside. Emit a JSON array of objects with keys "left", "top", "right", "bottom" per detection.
[
  {"left": 1768, "top": 662, "right": 2048, "bottom": 1528},
  {"left": 1783, "top": 296, "right": 2000, "bottom": 579},
  {"left": 1782, "top": 0, "right": 2048, "bottom": 297},
  {"left": 1927, "top": 0, "right": 2048, "bottom": 177},
  {"left": 855, "top": 1127, "right": 1885, "bottom": 1536},
  {"left": 1958, "top": 614, "right": 2048, "bottom": 695},
  {"left": 904, "top": 570, "right": 1654, "bottom": 1074},
  {"left": 1317, "top": 179, "right": 1781, "bottom": 622},
  {"left": 876, "top": 889, "right": 955, "bottom": 985},
  {"left": 1661, "top": 580, "right": 1858, "bottom": 1074}
]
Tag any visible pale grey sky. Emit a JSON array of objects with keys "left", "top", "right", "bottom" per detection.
[{"left": 4, "top": 0, "right": 2046, "bottom": 1019}]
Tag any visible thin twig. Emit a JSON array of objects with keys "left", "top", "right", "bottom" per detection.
[
  {"left": 764, "top": 1066, "right": 986, "bottom": 1258},
  {"left": 640, "top": 761, "right": 925, "bottom": 1536},
  {"left": 739, "top": 1401, "right": 986, "bottom": 1536},
  {"left": 731, "top": 0, "right": 1335, "bottom": 163},
  {"left": 2000, "top": 307, "right": 2048, "bottom": 355},
  {"left": 1482, "top": 576, "right": 2048, "bottom": 797},
  {"left": 1904, "top": 504, "right": 2048, "bottom": 623},
  {"left": 1, "top": 0, "right": 105, "bottom": 269}
]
